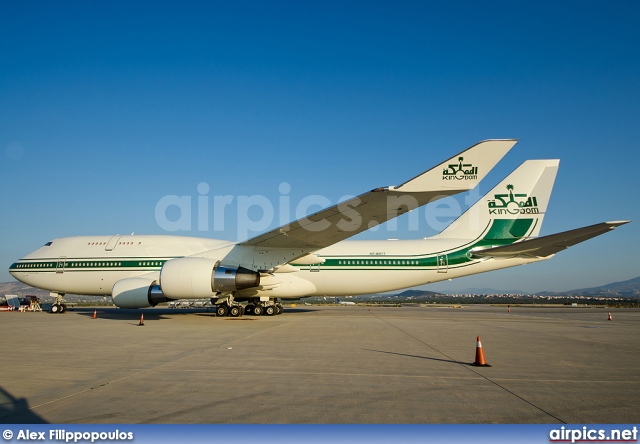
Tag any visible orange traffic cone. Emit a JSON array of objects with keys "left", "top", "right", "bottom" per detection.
[
  {"left": 608, "top": 312, "right": 612, "bottom": 321},
  {"left": 92, "top": 310, "right": 97, "bottom": 319},
  {"left": 508, "top": 305, "right": 511, "bottom": 313},
  {"left": 472, "top": 336, "right": 491, "bottom": 367},
  {"left": 138, "top": 313, "right": 145, "bottom": 326}
]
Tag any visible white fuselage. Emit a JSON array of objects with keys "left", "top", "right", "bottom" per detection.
[
  {"left": 10, "top": 235, "right": 229, "bottom": 296},
  {"left": 9, "top": 233, "right": 542, "bottom": 299}
]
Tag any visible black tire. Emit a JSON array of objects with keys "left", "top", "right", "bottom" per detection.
[
  {"left": 252, "top": 305, "right": 263, "bottom": 316},
  {"left": 216, "top": 305, "right": 229, "bottom": 317},
  {"left": 60, "top": 304, "right": 67, "bottom": 313},
  {"left": 229, "top": 306, "right": 241, "bottom": 317},
  {"left": 265, "top": 305, "right": 276, "bottom": 316},
  {"left": 275, "top": 304, "right": 282, "bottom": 315},
  {"left": 51, "top": 304, "right": 60, "bottom": 314},
  {"left": 244, "top": 304, "right": 254, "bottom": 315}
]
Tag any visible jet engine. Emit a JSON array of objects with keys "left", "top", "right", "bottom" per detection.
[
  {"left": 112, "top": 277, "right": 170, "bottom": 309},
  {"left": 159, "top": 257, "right": 260, "bottom": 298}
]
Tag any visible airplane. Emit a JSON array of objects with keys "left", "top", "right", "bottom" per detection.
[
  {"left": 336, "top": 298, "right": 356, "bottom": 306},
  {"left": 9, "top": 140, "right": 629, "bottom": 317}
]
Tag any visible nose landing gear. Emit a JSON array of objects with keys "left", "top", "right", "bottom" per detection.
[{"left": 50, "top": 293, "right": 67, "bottom": 314}]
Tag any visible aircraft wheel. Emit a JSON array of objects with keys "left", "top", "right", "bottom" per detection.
[
  {"left": 244, "top": 304, "right": 254, "bottom": 315},
  {"left": 275, "top": 304, "right": 282, "bottom": 315},
  {"left": 229, "top": 306, "right": 241, "bottom": 317},
  {"left": 60, "top": 304, "right": 67, "bottom": 313},
  {"left": 265, "top": 305, "right": 276, "bottom": 316},
  {"left": 51, "top": 304, "right": 60, "bottom": 314},
  {"left": 252, "top": 305, "right": 263, "bottom": 316},
  {"left": 216, "top": 305, "right": 229, "bottom": 317}
]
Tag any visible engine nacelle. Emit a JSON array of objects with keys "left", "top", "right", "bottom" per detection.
[
  {"left": 112, "top": 277, "right": 170, "bottom": 309},
  {"left": 159, "top": 257, "right": 260, "bottom": 298}
]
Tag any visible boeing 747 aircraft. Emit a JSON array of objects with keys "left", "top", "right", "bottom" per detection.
[{"left": 9, "top": 140, "right": 629, "bottom": 316}]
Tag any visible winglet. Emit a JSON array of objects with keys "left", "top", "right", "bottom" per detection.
[
  {"left": 392, "top": 139, "right": 517, "bottom": 192},
  {"left": 605, "top": 220, "right": 632, "bottom": 227},
  {"left": 240, "top": 139, "right": 517, "bottom": 250}
]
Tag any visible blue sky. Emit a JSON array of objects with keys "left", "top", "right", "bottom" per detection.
[{"left": 1, "top": 1, "right": 638, "bottom": 292}]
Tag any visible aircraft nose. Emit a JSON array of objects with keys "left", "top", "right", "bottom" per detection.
[
  {"left": 9, "top": 262, "right": 19, "bottom": 280},
  {"left": 9, "top": 260, "right": 28, "bottom": 283}
]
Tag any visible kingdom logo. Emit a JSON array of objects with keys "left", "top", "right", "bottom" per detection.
[
  {"left": 442, "top": 157, "right": 478, "bottom": 180},
  {"left": 488, "top": 184, "right": 539, "bottom": 215}
]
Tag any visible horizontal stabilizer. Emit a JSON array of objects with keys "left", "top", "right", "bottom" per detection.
[{"left": 470, "top": 221, "right": 630, "bottom": 259}]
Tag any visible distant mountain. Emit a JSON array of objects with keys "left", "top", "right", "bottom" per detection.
[
  {"left": 436, "top": 287, "right": 530, "bottom": 295},
  {"left": 0, "top": 281, "right": 50, "bottom": 297},
  {"left": 396, "top": 289, "right": 444, "bottom": 297},
  {"left": 538, "top": 276, "right": 640, "bottom": 297}
]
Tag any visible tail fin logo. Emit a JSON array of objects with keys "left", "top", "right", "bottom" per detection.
[
  {"left": 443, "top": 157, "right": 478, "bottom": 180},
  {"left": 488, "top": 184, "right": 539, "bottom": 215}
]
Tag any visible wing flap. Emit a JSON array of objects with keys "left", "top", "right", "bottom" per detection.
[{"left": 471, "top": 221, "right": 630, "bottom": 259}]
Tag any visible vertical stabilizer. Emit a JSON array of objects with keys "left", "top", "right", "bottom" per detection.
[{"left": 437, "top": 160, "right": 559, "bottom": 240}]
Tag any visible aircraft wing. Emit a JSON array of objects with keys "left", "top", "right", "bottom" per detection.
[
  {"left": 240, "top": 139, "right": 516, "bottom": 249},
  {"left": 470, "top": 221, "right": 630, "bottom": 259}
]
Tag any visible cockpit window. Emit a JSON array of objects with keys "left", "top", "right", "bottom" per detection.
[{"left": 44, "top": 241, "right": 53, "bottom": 246}]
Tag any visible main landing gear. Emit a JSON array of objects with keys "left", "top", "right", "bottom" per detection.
[
  {"left": 214, "top": 295, "right": 283, "bottom": 317},
  {"left": 243, "top": 299, "right": 283, "bottom": 316},
  {"left": 215, "top": 304, "right": 244, "bottom": 317}
]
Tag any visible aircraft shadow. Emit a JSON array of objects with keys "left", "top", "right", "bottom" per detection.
[
  {"left": 63, "top": 307, "right": 316, "bottom": 322},
  {"left": 279, "top": 308, "right": 316, "bottom": 313},
  {"left": 0, "top": 386, "right": 49, "bottom": 424},
  {"left": 73, "top": 307, "right": 215, "bottom": 322},
  {"left": 364, "top": 349, "right": 471, "bottom": 366}
]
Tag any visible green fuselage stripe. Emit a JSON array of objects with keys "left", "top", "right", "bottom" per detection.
[
  {"left": 11, "top": 219, "right": 536, "bottom": 273},
  {"left": 10, "top": 258, "right": 174, "bottom": 272},
  {"left": 292, "top": 218, "right": 535, "bottom": 269}
]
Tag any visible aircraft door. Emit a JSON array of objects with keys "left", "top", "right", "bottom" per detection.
[
  {"left": 437, "top": 254, "right": 448, "bottom": 273},
  {"left": 56, "top": 256, "right": 67, "bottom": 274},
  {"left": 105, "top": 235, "right": 122, "bottom": 251}
]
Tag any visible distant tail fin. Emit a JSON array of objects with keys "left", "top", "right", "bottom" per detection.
[{"left": 437, "top": 160, "right": 559, "bottom": 240}]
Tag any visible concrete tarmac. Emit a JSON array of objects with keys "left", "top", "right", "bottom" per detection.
[{"left": 1, "top": 305, "right": 638, "bottom": 424}]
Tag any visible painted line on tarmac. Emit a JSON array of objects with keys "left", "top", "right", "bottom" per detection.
[
  {"left": 29, "top": 319, "right": 291, "bottom": 410},
  {"left": 367, "top": 310, "right": 567, "bottom": 424}
]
